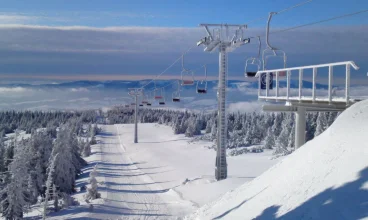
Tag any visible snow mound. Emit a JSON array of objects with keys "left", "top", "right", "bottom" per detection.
[{"left": 187, "top": 100, "right": 368, "bottom": 220}]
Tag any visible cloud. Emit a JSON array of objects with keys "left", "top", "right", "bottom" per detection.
[
  {"left": 0, "top": 87, "right": 28, "bottom": 93},
  {"left": 0, "top": 25, "right": 365, "bottom": 78},
  {"left": 228, "top": 101, "right": 263, "bottom": 113},
  {"left": 0, "top": 14, "right": 39, "bottom": 24},
  {"left": 69, "top": 88, "right": 90, "bottom": 92}
]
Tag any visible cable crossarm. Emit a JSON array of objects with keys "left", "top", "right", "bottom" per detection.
[{"left": 140, "top": 45, "right": 195, "bottom": 89}]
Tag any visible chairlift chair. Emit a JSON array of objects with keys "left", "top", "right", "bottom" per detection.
[
  {"left": 196, "top": 64, "right": 208, "bottom": 93},
  {"left": 181, "top": 70, "right": 195, "bottom": 86},
  {"left": 154, "top": 88, "right": 163, "bottom": 100},
  {"left": 180, "top": 55, "right": 195, "bottom": 86},
  {"left": 262, "top": 12, "right": 287, "bottom": 71},
  {"left": 172, "top": 92, "right": 180, "bottom": 102},
  {"left": 172, "top": 81, "right": 181, "bottom": 102},
  {"left": 159, "top": 88, "right": 166, "bottom": 105},
  {"left": 245, "top": 36, "right": 262, "bottom": 78}
]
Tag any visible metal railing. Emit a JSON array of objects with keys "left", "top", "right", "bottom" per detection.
[{"left": 255, "top": 61, "right": 360, "bottom": 105}]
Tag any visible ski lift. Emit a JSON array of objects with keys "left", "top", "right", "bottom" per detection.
[
  {"left": 245, "top": 36, "right": 262, "bottom": 78},
  {"left": 181, "top": 55, "right": 195, "bottom": 86},
  {"left": 139, "top": 104, "right": 144, "bottom": 107},
  {"left": 141, "top": 92, "right": 148, "bottom": 104},
  {"left": 262, "top": 12, "right": 287, "bottom": 71},
  {"left": 172, "top": 81, "right": 181, "bottom": 102},
  {"left": 154, "top": 88, "right": 163, "bottom": 100},
  {"left": 196, "top": 64, "right": 208, "bottom": 93},
  {"left": 159, "top": 88, "right": 166, "bottom": 105}
]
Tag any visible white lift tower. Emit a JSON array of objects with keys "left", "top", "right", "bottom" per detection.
[
  {"left": 128, "top": 88, "right": 143, "bottom": 143},
  {"left": 197, "top": 23, "right": 250, "bottom": 181}
]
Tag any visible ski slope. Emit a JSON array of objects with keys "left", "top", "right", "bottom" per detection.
[
  {"left": 187, "top": 100, "right": 368, "bottom": 220},
  {"left": 31, "top": 123, "right": 279, "bottom": 219}
]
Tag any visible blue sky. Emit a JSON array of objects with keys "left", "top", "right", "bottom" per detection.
[
  {"left": 0, "top": 0, "right": 366, "bottom": 82},
  {"left": 1, "top": 0, "right": 367, "bottom": 27}
]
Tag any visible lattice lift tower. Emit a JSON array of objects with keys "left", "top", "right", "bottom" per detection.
[{"left": 197, "top": 24, "right": 250, "bottom": 181}]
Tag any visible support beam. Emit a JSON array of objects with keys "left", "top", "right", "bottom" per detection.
[
  {"left": 295, "top": 107, "right": 306, "bottom": 148},
  {"left": 312, "top": 67, "right": 317, "bottom": 102},
  {"left": 346, "top": 64, "right": 350, "bottom": 105}
]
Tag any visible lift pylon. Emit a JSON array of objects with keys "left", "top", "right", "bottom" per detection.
[
  {"left": 197, "top": 23, "right": 250, "bottom": 181},
  {"left": 128, "top": 88, "right": 143, "bottom": 143}
]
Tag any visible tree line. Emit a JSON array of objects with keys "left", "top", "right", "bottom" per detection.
[{"left": 108, "top": 107, "right": 339, "bottom": 156}]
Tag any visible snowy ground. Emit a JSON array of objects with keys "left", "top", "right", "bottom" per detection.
[
  {"left": 187, "top": 100, "right": 368, "bottom": 220},
  {"left": 25, "top": 123, "right": 279, "bottom": 219}
]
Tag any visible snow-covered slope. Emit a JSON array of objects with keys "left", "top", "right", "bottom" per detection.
[{"left": 187, "top": 100, "right": 368, "bottom": 220}]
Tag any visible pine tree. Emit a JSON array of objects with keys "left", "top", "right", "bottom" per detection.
[
  {"left": 263, "top": 127, "right": 275, "bottom": 149},
  {"left": 1, "top": 140, "right": 31, "bottom": 219},
  {"left": 85, "top": 165, "right": 100, "bottom": 201},
  {"left": 314, "top": 112, "right": 328, "bottom": 137},
  {"left": 274, "top": 114, "right": 292, "bottom": 156},
  {"left": 82, "top": 141, "right": 91, "bottom": 157},
  {"left": 43, "top": 154, "right": 57, "bottom": 220}
]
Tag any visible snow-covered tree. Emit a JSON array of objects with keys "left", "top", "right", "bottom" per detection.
[
  {"left": 1, "top": 139, "right": 31, "bottom": 219},
  {"left": 263, "top": 127, "right": 275, "bottom": 149},
  {"left": 85, "top": 165, "right": 100, "bottom": 201},
  {"left": 82, "top": 142, "right": 91, "bottom": 157},
  {"left": 274, "top": 114, "right": 292, "bottom": 156},
  {"left": 43, "top": 154, "right": 57, "bottom": 220},
  {"left": 314, "top": 112, "right": 329, "bottom": 137}
]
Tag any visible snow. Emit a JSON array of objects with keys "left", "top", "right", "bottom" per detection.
[
  {"left": 187, "top": 100, "right": 368, "bottom": 220},
  {"left": 25, "top": 123, "right": 279, "bottom": 219}
]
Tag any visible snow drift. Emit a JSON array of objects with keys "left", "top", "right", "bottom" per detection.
[{"left": 187, "top": 100, "right": 368, "bottom": 220}]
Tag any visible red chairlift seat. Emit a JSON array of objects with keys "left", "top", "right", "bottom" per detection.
[
  {"left": 154, "top": 96, "right": 163, "bottom": 100},
  {"left": 182, "top": 80, "right": 194, "bottom": 85}
]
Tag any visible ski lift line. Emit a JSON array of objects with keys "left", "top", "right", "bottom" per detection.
[
  {"left": 245, "top": 0, "right": 313, "bottom": 25},
  {"left": 247, "top": 9, "right": 368, "bottom": 40},
  {"left": 271, "top": 9, "right": 368, "bottom": 35},
  {"left": 140, "top": 45, "right": 195, "bottom": 89}
]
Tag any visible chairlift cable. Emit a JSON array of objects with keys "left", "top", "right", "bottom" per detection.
[
  {"left": 245, "top": 0, "right": 313, "bottom": 25},
  {"left": 140, "top": 45, "right": 195, "bottom": 89},
  {"left": 248, "top": 9, "right": 368, "bottom": 39},
  {"left": 271, "top": 9, "right": 368, "bottom": 35}
]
